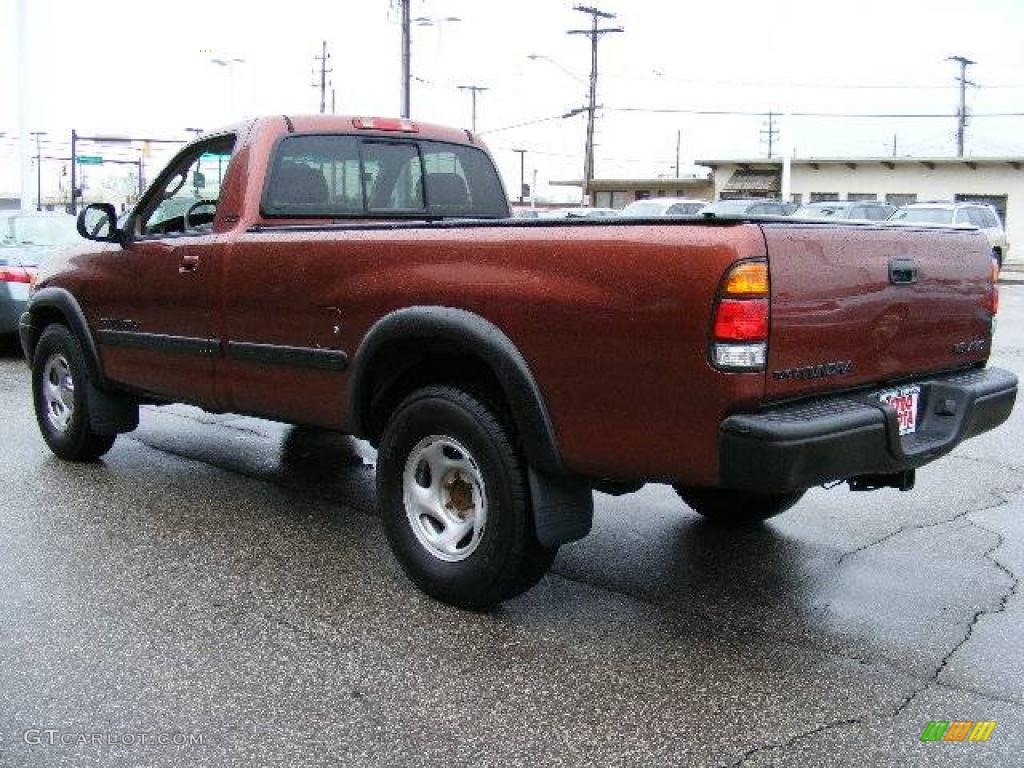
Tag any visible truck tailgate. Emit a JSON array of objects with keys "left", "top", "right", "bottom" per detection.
[{"left": 763, "top": 223, "right": 994, "bottom": 401}]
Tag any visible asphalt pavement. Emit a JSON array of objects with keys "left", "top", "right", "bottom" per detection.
[{"left": 1, "top": 289, "right": 1023, "bottom": 767}]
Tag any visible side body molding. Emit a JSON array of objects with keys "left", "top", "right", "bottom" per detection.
[{"left": 348, "top": 306, "right": 565, "bottom": 474}]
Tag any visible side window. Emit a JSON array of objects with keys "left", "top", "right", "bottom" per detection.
[
  {"left": 140, "top": 136, "right": 235, "bottom": 236},
  {"left": 954, "top": 208, "right": 972, "bottom": 225}
]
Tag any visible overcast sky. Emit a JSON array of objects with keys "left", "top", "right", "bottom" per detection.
[{"left": 3, "top": 0, "right": 1024, "bottom": 202}]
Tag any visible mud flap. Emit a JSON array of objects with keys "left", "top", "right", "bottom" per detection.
[
  {"left": 527, "top": 467, "right": 593, "bottom": 548},
  {"left": 87, "top": 383, "right": 139, "bottom": 435}
]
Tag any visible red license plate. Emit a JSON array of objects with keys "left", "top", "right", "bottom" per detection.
[{"left": 879, "top": 385, "right": 921, "bottom": 436}]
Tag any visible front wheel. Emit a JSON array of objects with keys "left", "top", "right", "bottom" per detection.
[
  {"left": 675, "top": 486, "right": 805, "bottom": 525},
  {"left": 32, "top": 325, "right": 117, "bottom": 461},
  {"left": 376, "top": 385, "right": 557, "bottom": 610}
]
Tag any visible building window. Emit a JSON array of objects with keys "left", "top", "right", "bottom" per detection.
[
  {"left": 847, "top": 193, "right": 877, "bottom": 201},
  {"left": 593, "top": 191, "right": 612, "bottom": 208},
  {"left": 886, "top": 193, "right": 917, "bottom": 207},
  {"left": 634, "top": 190, "right": 651, "bottom": 200},
  {"left": 809, "top": 192, "right": 839, "bottom": 202},
  {"left": 611, "top": 191, "right": 630, "bottom": 209},
  {"left": 790, "top": 193, "right": 803, "bottom": 204}
]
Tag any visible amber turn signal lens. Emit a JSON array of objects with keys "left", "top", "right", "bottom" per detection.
[{"left": 723, "top": 261, "right": 769, "bottom": 296}]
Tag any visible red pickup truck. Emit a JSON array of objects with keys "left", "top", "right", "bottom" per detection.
[{"left": 19, "top": 115, "right": 1017, "bottom": 609}]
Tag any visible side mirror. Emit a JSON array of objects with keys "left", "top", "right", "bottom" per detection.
[{"left": 77, "top": 203, "right": 121, "bottom": 243}]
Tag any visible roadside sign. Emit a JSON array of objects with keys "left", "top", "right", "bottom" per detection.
[{"left": 77, "top": 155, "right": 104, "bottom": 165}]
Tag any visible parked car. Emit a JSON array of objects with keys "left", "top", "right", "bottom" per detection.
[
  {"left": 537, "top": 207, "right": 618, "bottom": 219},
  {"left": 1, "top": 211, "right": 77, "bottom": 344},
  {"left": 889, "top": 202, "right": 1009, "bottom": 267},
  {"left": 19, "top": 115, "right": 1016, "bottom": 609},
  {"left": 792, "top": 200, "right": 895, "bottom": 221},
  {"left": 699, "top": 199, "right": 794, "bottom": 217},
  {"left": 619, "top": 198, "right": 709, "bottom": 217}
]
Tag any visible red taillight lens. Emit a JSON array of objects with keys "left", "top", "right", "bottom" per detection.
[
  {"left": 713, "top": 298, "right": 769, "bottom": 340},
  {"left": 0, "top": 266, "right": 32, "bottom": 284}
]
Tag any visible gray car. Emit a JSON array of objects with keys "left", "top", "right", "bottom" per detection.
[{"left": 0, "top": 211, "right": 79, "bottom": 343}]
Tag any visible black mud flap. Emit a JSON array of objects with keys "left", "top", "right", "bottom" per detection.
[{"left": 527, "top": 467, "right": 593, "bottom": 548}]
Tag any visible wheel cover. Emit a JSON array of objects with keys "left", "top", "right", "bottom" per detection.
[
  {"left": 402, "top": 435, "right": 488, "bottom": 562},
  {"left": 42, "top": 353, "right": 75, "bottom": 433}
]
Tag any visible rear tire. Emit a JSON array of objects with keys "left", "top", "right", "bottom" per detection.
[
  {"left": 376, "top": 385, "right": 557, "bottom": 610},
  {"left": 675, "top": 486, "right": 804, "bottom": 525},
  {"left": 32, "top": 324, "right": 117, "bottom": 461}
]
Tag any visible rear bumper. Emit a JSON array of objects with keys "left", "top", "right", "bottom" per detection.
[{"left": 719, "top": 367, "right": 1018, "bottom": 493}]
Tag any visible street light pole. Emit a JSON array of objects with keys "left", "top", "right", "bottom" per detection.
[
  {"left": 30, "top": 131, "right": 45, "bottom": 210},
  {"left": 513, "top": 148, "right": 527, "bottom": 203},
  {"left": 457, "top": 85, "right": 488, "bottom": 132},
  {"left": 400, "top": 0, "right": 411, "bottom": 118},
  {"left": 568, "top": 5, "right": 622, "bottom": 206}
]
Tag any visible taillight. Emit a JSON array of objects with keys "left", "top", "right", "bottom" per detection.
[
  {"left": 711, "top": 260, "right": 769, "bottom": 371},
  {"left": 991, "top": 257, "right": 1000, "bottom": 315},
  {"left": 352, "top": 117, "right": 419, "bottom": 132},
  {"left": 0, "top": 266, "right": 33, "bottom": 284}
]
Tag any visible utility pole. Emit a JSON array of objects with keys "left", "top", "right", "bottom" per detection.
[
  {"left": 760, "top": 111, "right": 779, "bottom": 158},
  {"left": 947, "top": 55, "right": 976, "bottom": 157},
  {"left": 674, "top": 129, "right": 681, "bottom": 178},
  {"left": 457, "top": 85, "right": 488, "bottom": 132},
  {"left": 312, "top": 40, "right": 333, "bottom": 114},
  {"left": 568, "top": 5, "right": 622, "bottom": 206},
  {"left": 30, "top": 131, "right": 45, "bottom": 210},
  {"left": 513, "top": 148, "right": 527, "bottom": 203},
  {"left": 70, "top": 129, "right": 77, "bottom": 214},
  {"left": 400, "top": 0, "right": 411, "bottom": 118}
]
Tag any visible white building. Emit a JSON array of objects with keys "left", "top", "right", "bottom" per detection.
[{"left": 700, "top": 157, "right": 1023, "bottom": 265}]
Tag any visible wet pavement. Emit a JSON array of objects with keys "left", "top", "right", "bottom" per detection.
[{"left": 1, "top": 288, "right": 1022, "bottom": 767}]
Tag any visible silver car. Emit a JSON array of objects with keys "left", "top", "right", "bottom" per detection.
[
  {"left": 0, "top": 211, "right": 79, "bottom": 344},
  {"left": 889, "top": 202, "right": 1009, "bottom": 268}
]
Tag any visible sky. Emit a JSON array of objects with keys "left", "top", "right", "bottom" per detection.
[{"left": 3, "top": 0, "right": 1024, "bottom": 204}]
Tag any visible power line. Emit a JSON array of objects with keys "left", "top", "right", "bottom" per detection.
[{"left": 607, "top": 107, "right": 1024, "bottom": 118}]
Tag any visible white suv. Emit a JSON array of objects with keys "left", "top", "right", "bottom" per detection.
[{"left": 889, "top": 202, "right": 1009, "bottom": 267}]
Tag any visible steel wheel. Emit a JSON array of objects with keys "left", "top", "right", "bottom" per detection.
[
  {"left": 42, "top": 352, "right": 75, "bottom": 433},
  {"left": 403, "top": 435, "right": 488, "bottom": 562}
]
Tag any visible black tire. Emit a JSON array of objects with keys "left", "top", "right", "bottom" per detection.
[
  {"left": 675, "top": 486, "right": 805, "bottom": 526},
  {"left": 32, "top": 324, "right": 117, "bottom": 461},
  {"left": 376, "top": 385, "right": 557, "bottom": 610}
]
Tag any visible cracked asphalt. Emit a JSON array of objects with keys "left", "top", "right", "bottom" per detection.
[{"left": 0, "top": 288, "right": 1021, "bottom": 767}]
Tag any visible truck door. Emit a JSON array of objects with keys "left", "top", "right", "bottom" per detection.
[{"left": 93, "top": 136, "right": 235, "bottom": 406}]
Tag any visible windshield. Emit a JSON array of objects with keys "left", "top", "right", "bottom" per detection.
[
  {"left": 889, "top": 207, "right": 954, "bottom": 225},
  {"left": 3, "top": 215, "right": 79, "bottom": 246}
]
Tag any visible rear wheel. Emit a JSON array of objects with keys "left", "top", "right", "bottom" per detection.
[
  {"left": 376, "top": 385, "right": 557, "bottom": 610},
  {"left": 32, "top": 324, "right": 117, "bottom": 461},
  {"left": 675, "top": 486, "right": 805, "bottom": 525}
]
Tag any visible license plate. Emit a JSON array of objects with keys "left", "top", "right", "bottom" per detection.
[{"left": 879, "top": 385, "right": 921, "bottom": 436}]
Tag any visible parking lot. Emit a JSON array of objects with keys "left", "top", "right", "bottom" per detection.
[{"left": 0, "top": 287, "right": 1020, "bottom": 767}]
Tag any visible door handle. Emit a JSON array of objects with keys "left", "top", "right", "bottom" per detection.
[
  {"left": 889, "top": 256, "right": 918, "bottom": 285},
  {"left": 179, "top": 254, "right": 199, "bottom": 274}
]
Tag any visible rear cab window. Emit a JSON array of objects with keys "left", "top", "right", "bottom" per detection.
[{"left": 262, "top": 134, "right": 509, "bottom": 220}]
